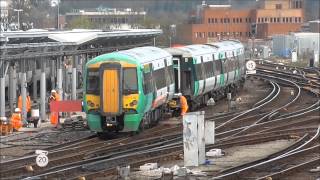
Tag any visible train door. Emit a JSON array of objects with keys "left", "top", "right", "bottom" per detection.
[
  {"left": 180, "top": 58, "right": 193, "bottom": 96},
  {"left": 173, "top": 57, "right": 181, "bottom": 93},
  {"left": 99, "top": 63, "right": 122, "bottom": 115}
]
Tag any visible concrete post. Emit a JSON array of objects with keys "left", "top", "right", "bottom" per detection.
[
  {"left": 51, "top": 59, "right": 56, "bottom": 89},
  {"left": 183, "top": 111, "right": 205, "bottom": 167},
  {"left": 40, "top": 60, "right": 46, "bottom": 121},
  {"left": 20, "top": 60, "right": 28, "bottom": 122},
  {"left": 57, "top": 57, "right": 63, "bottom": 100},
  {"left": 0, "top": 62, "right": 5, "bottom": 117},
  {"left": 9, "top": 64, "right": 17, "bottom": 113},
  {"left": 72, "top": 55, "right": 77, "bottom": 100},
  {"left": 32, "top": 60, "right": 37, "bottom": 100}
]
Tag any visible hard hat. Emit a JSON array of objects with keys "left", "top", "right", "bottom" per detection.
[
  {"left": 51, "top": 90, "right": 56, "bottom": 93},
  {"left": 15, "top": 108, "right": 21, "bottom": 112}
]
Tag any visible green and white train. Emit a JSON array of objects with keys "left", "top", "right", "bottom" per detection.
[{"left": 83, "top": 40, "right": 246, "bottom": 134}]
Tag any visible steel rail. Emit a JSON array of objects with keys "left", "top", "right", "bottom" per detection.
[
  {"left": 216, "top": 79, "right": 280, "bottom": 130},
  {"left": 212, "top": 126, "right": 320, "bottom": 179},
  {"left": 228, "top": 73, "right": 301, "bottom": 137}
]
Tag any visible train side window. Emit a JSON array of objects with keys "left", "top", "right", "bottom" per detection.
[
  {"left": 164, "top": 65, "right": 173, "bottom": 86},
  {"left": 212, "top": 55, "right": 216, "bottom": 75},
  {"left": 143, "top": 72, "right": 154, "bottom": 94},
  {"left": 204, "top": 61, "right": 214, "bottom": 78},
  {"left": 153, "top": 68, "right": 167, "bottom": 89},
  {"left": 214, "top": 60, "right": 222, "bottom": 75},
  {"left": 222, "top": 58, "right": 227, "bottom": 73},
  {"left": 167, "top": 65, "right": 174, "bottom": 85},
  {"left": 195, "top": 63, "right": 203, "bottom": 80}
]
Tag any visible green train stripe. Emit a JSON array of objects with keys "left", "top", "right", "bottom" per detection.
[{"left": 220, "top": 74, "right": 225, "bottom": 86}]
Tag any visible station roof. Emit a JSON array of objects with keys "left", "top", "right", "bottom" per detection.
[
  {"left": 0, "top": 29, "right": 162, "bottom": 61},
  {"left": 0, "top": 29, "right": 162, "bottom": 45}
]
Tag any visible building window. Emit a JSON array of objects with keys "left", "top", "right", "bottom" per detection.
[
  {"left": 208, "top": 18, "right": 211, "bottom": 23},
  {"left": 261, "top": 18, "right": 264, "bottom": 23},
  {"left": 239, "top": 32, "right": 242, "bottom": 36},
  {"left": 258, "top": 18, "right": 260, "bottom": 23},
  {"left": 265, "top": 18, "right": 267, "bottom": 22},
  {"left": 236, "top": 18, "right": 239, "bottom": 23},
  {"left": 295, "top": 17, "right": 298, "bottom": 23},
  {"left": 233, "top": 18, "right": 235, "bottom": 23},
  {"left": 276, "top": 4, "right": 282, "bottom": 9},
  {"left": 195, "top": 32, "right": 198, "bottom": 38},
  {"left": 215, "top": 18, "right": 218, "bottom": 23},
  {"left": 298, "top": 17, "right": 302, "bottom": 22},
  {"left": 228, "top": 18, "right": 230, "bottom": 23},
  {"left": 283, "top": 17, "right": 285, "bottom": 23},
  {"left": 270, "top": 18, "right": 273, "bottom": 23},
  {"left": 277, "top": 17, "right": 280, "bottom": 22},
  {"left": 220, "top": 18, "right": 223, "bottom": 23},
  {"left": 289, "top": 17, "right": 292, "bottom": 23},
  {"left": 240, "top": 18, "right": 242, "bottom": 23},
  {"left": 286, "top": 17, "right": 289, "bottom": 23},
  {"left": 249, "top": 18, "right": 251, "bottom": 23}
]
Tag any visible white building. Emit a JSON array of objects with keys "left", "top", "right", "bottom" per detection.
[
  {"left": 272, "top": 32, "right": 320, "bottom": 60},
  {"left": 0, "top": 0, "right": 9, "bottom": 31},
  {"left": 65, "top": 8, "right": 147, "bottom": 30}
]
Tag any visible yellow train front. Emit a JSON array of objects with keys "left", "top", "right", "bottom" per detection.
[{"left": 83, "top": 47, "right": 174, "bottom": 134}]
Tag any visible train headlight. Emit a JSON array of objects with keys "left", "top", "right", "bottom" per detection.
[
  {"left": 87, "top": 100, "right": 95, "bottom": 107},
  {"left": 129, "top": 100, "right": 138, "bottom": 107}
]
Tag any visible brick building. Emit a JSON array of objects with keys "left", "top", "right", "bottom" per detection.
[{"left": 177, "top": 0, "right": 304, "bottom": 44}]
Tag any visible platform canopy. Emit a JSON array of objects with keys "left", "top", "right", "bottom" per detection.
[{"left": 0, "top": 29, "right": 162, "bottom": 61}]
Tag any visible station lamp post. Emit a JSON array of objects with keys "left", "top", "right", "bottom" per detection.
[
  {"left": 13, "top": 9, "right": 23, "bottom": 30},
  {"left": 51, "top": 0, "right": 60, "bottom": 30}
]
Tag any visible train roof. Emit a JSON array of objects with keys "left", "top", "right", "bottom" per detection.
[
  {"left": 172, "top": 44, "right": 218, "bottom": 57},
  {"left": 119, "top": 46, "right": 172, "bottom": 64},
  {"left": 208, "top": 40, "right": 244, "bottom": 52},
  {"left": 164, "top": 48, "right": 192, "bottom": 58}
]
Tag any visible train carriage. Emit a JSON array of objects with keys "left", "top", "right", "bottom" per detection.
[
  {"left": 166, "top": 41, "right": 245, "bottom": 110},
  {"left": 84, "top": 40, "right": 246, "bottom": 134},
  {"left": 84, "top": 46, "right": 174, "bottom": 133}
]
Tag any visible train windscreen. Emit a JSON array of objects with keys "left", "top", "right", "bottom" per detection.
[
  {"left": 123, "top": 68, "right": 138, "bottom": 95},
  {"left": 87, "top": 69, "right": 100, "bottom": 94}
]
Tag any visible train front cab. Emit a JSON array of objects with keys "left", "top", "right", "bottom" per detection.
[{"left": 86, "top": 61, "right": 142, "bottom": 133}]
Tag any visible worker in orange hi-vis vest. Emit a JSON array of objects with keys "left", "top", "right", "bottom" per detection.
[
  {"left": 18, "top": 92, "right": 32, "bottom": 120},
  {"left": 179, "top": 94, "right": 189, "bottom": 116},
  {"left": 11, "top": 108, "right": 22, "bottom": 131},
  {"left": 49, "top": 90, "right": 61, "bottom": 127}
]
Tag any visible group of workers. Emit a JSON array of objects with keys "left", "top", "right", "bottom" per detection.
[
  {"left": 10, "top": 90, "right": 61, "bottom": 131},
  {"left": 9, "top": 89, "right": 188, "bottom": 131}
]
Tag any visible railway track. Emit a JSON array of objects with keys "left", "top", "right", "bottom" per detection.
[{"left": 1, "top": 63, "right": 319, "bottom": 179}]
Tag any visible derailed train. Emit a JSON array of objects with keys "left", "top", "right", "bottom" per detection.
[{"left": 83, "top": 40, "right": 246, "bottom": 134}]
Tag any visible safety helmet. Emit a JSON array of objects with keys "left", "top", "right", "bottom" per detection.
[{"left": 15, "top": 108, "right": 21, "bottom": 113}]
